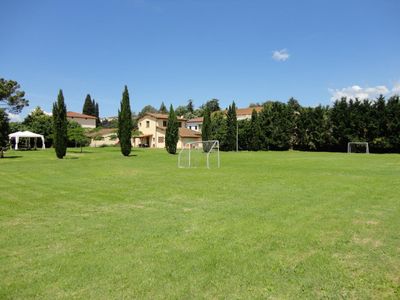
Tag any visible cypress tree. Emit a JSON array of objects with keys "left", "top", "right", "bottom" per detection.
[
  {"left": 249, "top": 109, "right": 262, "bottom": 151},
  {"left": 225, "top": 101, "right": 237, "bottom": 151},
  {"left": 0, "top": 109, "right": 10, "bottom": 158},
  {"left": 202, "top": 107, "right": 211, "bottom": 141},
  {"left": 95, "top": 102, "right": 100, "bottom": 127},
  {"left": 118, "top": 86, "right": 133, "bottom": 156},
  {"left": 165, "top": 105, "right": 179, "bottom": 154},
  {"left": 83, "top": 94, "right": 94, "bottom": 116},
  {"left": 159, "top": 102, "right": 168, "bottom": 114},
  {"left": 52, "top": 90, "right": 68, "bottom": 159}
]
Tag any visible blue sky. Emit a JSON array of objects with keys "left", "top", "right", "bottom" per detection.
[{"left": 1, "top": 0, "right": 399, "bottom": 120}]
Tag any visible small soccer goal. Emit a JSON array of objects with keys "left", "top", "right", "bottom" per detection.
[
  {"left": 347, "top": 142, "right": 369, "bottom": 154},
  {"left": 178, "top": 140, "right": 220, "bottom": 168}
]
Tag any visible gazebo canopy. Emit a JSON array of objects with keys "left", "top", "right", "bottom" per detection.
[{"left": 8, "top": 131, "right": 45, "bottom": 150}]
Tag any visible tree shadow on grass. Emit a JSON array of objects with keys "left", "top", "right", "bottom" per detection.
[
  {"left": 68, "top": 150, "right": 94, "bottom": 154},
  {"left": 64, "top": 156, "right": 79, "bottom": 160},
  {"left": 1, "top": 155, "right": 23, "bottom": 159}
]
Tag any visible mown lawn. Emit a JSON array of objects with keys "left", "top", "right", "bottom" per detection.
[{"left": 0, "top": 147, "right": 399, "bottom": 299}]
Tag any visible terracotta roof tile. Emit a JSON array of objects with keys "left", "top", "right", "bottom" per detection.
[
  {"left": 67, "top": 111, "right": 97, "bottom": 119},
  {"left": 179, "top": 127, "right": 201, "bottom": 138},
  {"left": 142, "top": 113, "right": 186, "bottom": 121}
]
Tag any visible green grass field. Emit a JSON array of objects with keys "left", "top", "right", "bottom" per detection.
[{"left": 1, "top": 148, "right": 399, "bottom": 299}]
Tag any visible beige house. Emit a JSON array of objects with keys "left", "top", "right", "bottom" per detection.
[
  {"left": 67, "top": 112, "right": 96, "bottom": 128},
  {"left": 135, "top": 113, "right": 201, "bottom": 148}
]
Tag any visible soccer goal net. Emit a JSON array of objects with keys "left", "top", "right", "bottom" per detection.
[
  {"left": 348, "top": 142, "right": 369, "bottom": 154},
  {"left": 178, "top": 140, "right": 220, "bottom": 168}
]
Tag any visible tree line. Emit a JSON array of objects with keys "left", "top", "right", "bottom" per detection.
[{"left": 212, "top": 96, "right": 400, "bottom": 153}]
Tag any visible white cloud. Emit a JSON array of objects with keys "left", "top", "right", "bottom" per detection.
[
  {"left": 329, "top": 84, "right": 399, "bottom": 101},
  {"left": 392, "top": 82, "right": 400, "bottom": 94},
  {"left": 7, "top": 113, "right": 23, "bottom": 122},
  {"left": 272, "top": 49, "right": 290, "bottom": 62}
]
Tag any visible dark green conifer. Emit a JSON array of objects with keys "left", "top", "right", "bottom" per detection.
[
  {"left": 118, "top": 86, "right": 133, "bottom": 156},
  {"left": 52, "top": 90, "right": 68, "bottom": 159},
  {"left": 165, "top": 105, "right": 179, "bottom": 154}
]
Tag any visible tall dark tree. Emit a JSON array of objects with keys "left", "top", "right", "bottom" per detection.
[
  {"left": 165, "top": 105, "right": 179, "bottom": 154},
  {"left": 95, "top": 102, "right": 100, "bottom": 127},
  {"left": 249, "top": 109, "right": 262, "bottom": 151},
  {"left": 225, "top": 101, "right": 237, "bottom": 151},
  {"left": 118, "top": 86, "right": 133, "bottom": 156},
  {"left": 52, "top": 90, "right": 68, "bottom": 159},
  {"left": 0, "top": 78, "right": 29, "bottom": 113},
  {"left": 159, "top": 102, "right": 168, "bottom": 114},
  {"left": 201, "top": 107, "right": 212, "bottom": 142},
  {"left": 82, "top": 94, "right": 95, "bottom": 116},
  {"left": 0, "top": 109, "right": 10, "bottom": 158},
  {"left": 187, "top": 99, "right": 194, "bottom": 113}
]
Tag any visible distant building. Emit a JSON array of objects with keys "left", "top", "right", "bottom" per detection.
[
  {"left": 86, "top": 128, "right": 118, "bottom": 147},
  {"left": 186, "top": 117, "right": 203, "bottom": 132},
  {"left": 67, "top": 112, "right": 96, "bottom": 128},
  {"left": 186, "top": 106, "right": 263, "bottom": 131},
  {"left": 135, "top": 113, "right": 201, "bottom": 148}
]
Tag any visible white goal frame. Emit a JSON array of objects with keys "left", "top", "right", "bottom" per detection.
[
  {"left": 347, "top": 142, "right": 369, "bottom": 154},
  {"left": 178, "top": 140, "right": 220, "bottom": 168}
]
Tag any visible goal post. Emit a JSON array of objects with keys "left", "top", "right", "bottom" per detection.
[
  {"left": 347, "top": 142, "right": 369, "bottom": 154},
  {"left": 178, "top": 140, "right": 220, "bottom": 168}
]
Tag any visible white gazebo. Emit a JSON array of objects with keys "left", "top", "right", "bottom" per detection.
[{"left": 8, "top": 131, "right": 46, "bottom": 150}]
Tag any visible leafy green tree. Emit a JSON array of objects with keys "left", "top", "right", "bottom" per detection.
[
  {"left": 238, "top": 119, "right": 251, "bottom": 150},
  {"left": 205, "top": 98, "right": 220, "bottom": 112},
  {"left": 165, "top": 105, "right": 179, "bottom": 154},
  {"left": 224, "top": 101, "right": 237, "bottom": 151},
  {"left": 82, "top": 94, "right": 95, "bottom": 116},
  {"left": 0, "top": 78, "right": 29, "bottom": 113},
  {"left": 138, "top": 105, "right": 157, "bottom": 118},
  {"left": 23, "top": 107, "right": 53, "bottom": 147},
  {"left": 175, "top": 105, "right": 189, "bottom": 117},
  {"left": 386, "top": 95, "right": 400, "bottom": 152},
  {"left": 259, "top": 102, "right": 291, "bottom": 150},
  {"left": 159, "top": 102, "right": 168, "bottom": 114},
  {"left": 118, "top": 86, "right": 133, "bottom": 156},
  {"left": 210, "top": 111, "right": 227, "bottom": 149},
  {"left": 67, "top": 121, "right": 88, "bottom": 152},
  {"left": 0, "top": 109, "right": 10, "bottom": 158},
  {"left": 249, "top": 109, "right": 262, "bottom": 151},
  {"left": 52, "top": 90, "right": 68, "bottom": 159}
]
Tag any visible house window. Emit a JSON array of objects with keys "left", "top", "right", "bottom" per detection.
[
  {"left": 139, "top": 122, "right": 141, "bottom": 127},
  {"left": 178, "top": 122, "right": 182, "bottom": 127},
  {"left": 195, "top": 126, "right": 197, "bottom": 130},
  {"left": 146, "top": 121, "right": 150, "bottom": 128},
  {"left": 158, "top": 136, "right": 164, "bottom": 143},
  {"left": 163, "top": 121, "right": 167, "bottom": 127}
]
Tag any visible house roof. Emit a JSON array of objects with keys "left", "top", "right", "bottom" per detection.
[
  {"left": 154, "top": 126, "right": 200, "bottom": 138},
  {"left": 67, "top": 111, "right": 97, "bottom": 120},
  {"left": 179, "top": 127, "right": 201, "bottom": 138},
  {"left": 187, "top": 117, "right": 204, "bottom": 123},
  {"left": 140, "top": 113, "right": 186, "bottom": 121}
]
